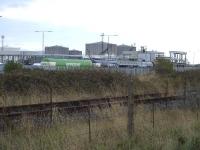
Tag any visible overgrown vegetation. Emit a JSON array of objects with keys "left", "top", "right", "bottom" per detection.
[
  {"left": 0, "top": 69, "right": 129, "bottom": 105},
  {"left": 1, "top": 107, "right": 200, "bottom": 149},
  {"left": 155, "top": 58, "right": 174, "bottom": 75},
  {"left": 3, "top": 61, "right": 23, "bottom": 73},
  {"left": 0, "top": 68, "right": 200, "bottom": 106},
  {"left": 0, "top": 68, "right": 200, "bottom": 149}
]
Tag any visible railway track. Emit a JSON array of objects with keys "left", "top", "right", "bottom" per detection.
[{"left": 0, "top": 93, "right": 184, "bottom": 118}]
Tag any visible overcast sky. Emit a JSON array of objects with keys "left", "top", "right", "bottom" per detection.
[{"left": 0, "top": 0, "right": 200, "bottom": 63}]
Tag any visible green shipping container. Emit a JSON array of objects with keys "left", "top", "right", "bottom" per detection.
[{"left": 41, "top": 58, "right": 93, "bottom": 69}]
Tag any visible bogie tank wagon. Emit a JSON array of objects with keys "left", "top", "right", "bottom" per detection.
[{"left": 41, "top": 58, "right": 93, "bottom": 70}]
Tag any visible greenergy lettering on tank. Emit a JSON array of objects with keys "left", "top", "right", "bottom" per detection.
[
  {"left": 41, "top": 61, "right": 56, "bottom": 66},
  {"left": 66, "top": 63, "right": 80, "bottom": 67}
]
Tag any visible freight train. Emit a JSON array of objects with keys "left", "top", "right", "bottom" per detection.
[{"left": 40, "top": 57, "right": 93, "bottom": 69}]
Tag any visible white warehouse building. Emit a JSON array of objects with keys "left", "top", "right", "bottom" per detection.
[{"left": 137, "top": 51, "right": 164, "bottom": 62}]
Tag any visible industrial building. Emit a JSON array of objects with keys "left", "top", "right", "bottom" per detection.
[
  {"left": 85, "top": 42, "right": 117, "bottom": 56},
  {"left": 117, "top": 44, "right": 136, "bottom": 55},
  {"left": 45, "top": 45, "right": 69, "bottom": 55},
  {"left": 0, "top": 45, "right": 82, "bottom": 64},
  {"left": 117, "top": 48, "right": 164, "bottom": 67},
  {"left": 85, "top": 42, "right": 137, "bottom": 57},
  {"left": 69, "top": 49, "right": 82, "bottom": 55},
  {"left": 170, "top": 51, "right": 187, "bottom": 64},
  {"left": 0, "top": 49, "right": 42, "bottom": 64},
  {"left": 85, "top": 42, "right": 167, "bottom": 67},
  {"left": 137, "top": 51, "right": 164, "bottom": 62},
  {"left": 1, "top": 47, "right": 21, "bottom": 52}
]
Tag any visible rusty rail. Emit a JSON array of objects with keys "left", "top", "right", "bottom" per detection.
[{"left": 0, "top": 93, "right": 183, "bottom": 118}]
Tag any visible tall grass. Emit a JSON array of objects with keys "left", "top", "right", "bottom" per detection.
[
  {"left": 1, "top": 69, "right": 200, "bottom": 106},
  {"left": 0, "top": 69, "right": 129, "bottom": 106},
  {"left": 1, "top": 69, "right": 200, "bottom": 149},
  {"left": 1, "top": 104, "right": 200, "bottom": 149}
]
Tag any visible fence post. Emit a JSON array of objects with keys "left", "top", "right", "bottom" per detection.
[
  {"left": 196, "top": 97, "right": 199, "bottom": 121},
  {"left": 49, "top": 86, "right": 53, "bottom": 125},
  {"left": 88, "top": 102, "right": 92, "bottom": 142},
  {"left": 166, "top": 77, "right": 169, "bottom": 96},
  {"left": 184, "top": 75, "right": 187, "bottom": 106},
  {"left": 165, "top": 101, "right": 168, "bottom": 109},
  {"left": 165, "top": 77, "right": 169, "bottom": 109},
  {"left": 127, "top": 76, "right": 134, "bottom": 137},
  {"left": 152, "top": 102, "right": 155, "bottom": 129},
  {"left": 1, "top": 92, "right": 6, "bottom": 130},
  {"left": 196, "top": 88, "right": 199, "bottom": 120}
]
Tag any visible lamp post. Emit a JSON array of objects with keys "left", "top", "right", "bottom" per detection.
[
  {"left": 1, "top": 35, "right": 4, "bottom": 51},
  {"left": 105, "top": 34, "right": 118, "bottom": 59},
  {"left": 35, "top": 30, "right": 53, "bottom": 53},
  {"left": 100, "top": 33, "right": 118, "bottom": 58},
  {"left": 0, "top": 16, "right": 2, "bottom": 51},
  {"left": 100, "top": 33, "right": 105, "bottom": 53}
]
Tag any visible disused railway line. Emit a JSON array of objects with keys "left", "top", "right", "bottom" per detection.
[{"left": 0, "top": 93, "right": 184, "bottom": 118}]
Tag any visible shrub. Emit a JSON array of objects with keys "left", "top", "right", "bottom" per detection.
[
  {"left": 3, "top": 61, "right": 23, "bottom": 73},
  {"left": 155, "top": 58, "right": 173, "bottom": 75},
  {"left": 187, "top": 136, "right": 200, "bottom": 150}
]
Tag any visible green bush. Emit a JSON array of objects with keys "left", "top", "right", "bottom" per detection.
[
  {"left": 0, "top": 69, "right": 129, "bottom": 97},
  {"left": 3, "top": 61, "right": 23, "bottom": 73},
  {"left": 155, "top": 59, "right": 174, "bottom": 75}
]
